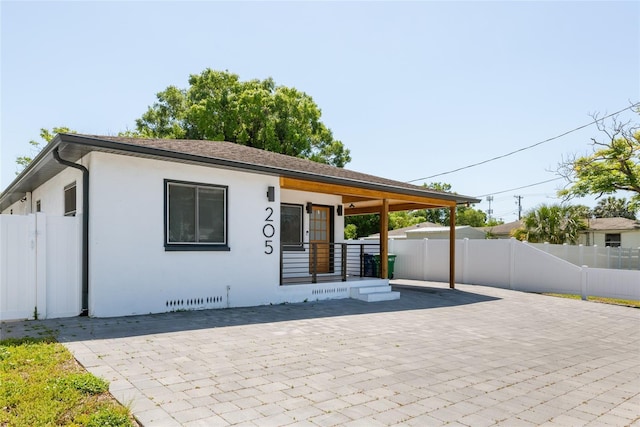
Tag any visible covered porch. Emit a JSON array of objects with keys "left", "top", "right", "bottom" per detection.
[{"left": 280, "top": 177, "right": 464, "bottom": 289}]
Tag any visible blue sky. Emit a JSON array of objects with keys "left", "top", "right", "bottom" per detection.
[{"left": 1, "top": 1, "right": 638, "bottom": 222}]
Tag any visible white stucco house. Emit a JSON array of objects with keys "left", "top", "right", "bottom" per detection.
[
  {"left": 365, "top": 222, "right": 486, "bottom": 240},
  {"left": 578, "top": 217, "right": 640, "bottom": 248},
  {"left": 0, "top": 134, "right": 478, "bottom": 318}
]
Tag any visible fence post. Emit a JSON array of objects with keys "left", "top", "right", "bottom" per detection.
[
  {"left": 593, "top": 245, "right": 598, "bottom": 268},
  {"left": 578, "top": 244, "right": 584, "bottom": 267},
  {"left": 26, "top": 214, "right": 38, "bottom": 320},
  {"left": 462, "top": 238, "right": 469, "bottom": 284},
  {"left": 606, "top": 246, "right": 611, "bottom": 268},
  {"left": 35, "top": 213, "right": 47, "bottom": 319},
  {"left": 617, "top": 247, "right": 622, "bottom": 269},
  {"left": 509, "top": 238, "right": 516, "bottom": 290},
  {"left": 422, "top": 238, "right": 429, "bottom": 281},
  {"left": 580, "top": 266, "right": 588, "bottom": 300}
]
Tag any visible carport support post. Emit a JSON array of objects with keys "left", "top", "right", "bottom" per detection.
[
  {"left": 380, "top": 199, "right": 389, "bottom": 279},
  {"left": 449, "top": 206, "right": 456, "bottom": 289}
]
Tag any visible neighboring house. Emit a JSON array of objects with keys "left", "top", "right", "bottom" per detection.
[
  {"left": 481, "top": 220, "right": 523, "bottom": 239},
  {"left": 367, "top": 223, "right": 486, "bottom": 240},
  {"left": 579, "top": 217, "right": 640, "bottom": 248},
  {"left": 0, "top": 134, "right": 478, "bottom": 318},
  {"left": 405, "top": 225, "right": 486, "bottom": 240},
  {"left": 365, "top": 221, "right": 440, "bottom": 240}
]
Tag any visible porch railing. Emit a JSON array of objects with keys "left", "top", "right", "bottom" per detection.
[{"left": 280, "top": 242, "right": 381, "bottom": 285}]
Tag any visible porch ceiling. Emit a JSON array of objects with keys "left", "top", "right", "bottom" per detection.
[{"left": 280, "top": 177, "right": 457, "bottom": 215}]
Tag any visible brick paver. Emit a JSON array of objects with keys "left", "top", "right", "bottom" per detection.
[{"left": 2, "top": 280, "right": 639, "bottom": 426}]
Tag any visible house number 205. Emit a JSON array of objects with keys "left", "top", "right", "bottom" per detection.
[{"left": 264, "top": 207, "right": 275, "bottom": 254}]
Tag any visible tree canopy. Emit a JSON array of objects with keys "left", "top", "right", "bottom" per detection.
[
  {"left": 558, "top": 108, "right": 640, "bottom": 212},
  {"left": 511, "top": 204, "right": 587, "bottom": 244},
  {"left": 16, "top": 127, "right": 75, "bottom": 174},
  {"left": 128, "top": 69, "right": 351, "bottom": 167},
  {"left": 592, "top": 197, "right": 636, "bottom": 220}
]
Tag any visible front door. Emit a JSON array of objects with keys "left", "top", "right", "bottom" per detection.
[{"left": 309, "top": 206, "right": 331, "bottom": 274}]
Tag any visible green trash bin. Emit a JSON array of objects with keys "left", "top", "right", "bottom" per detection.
[{"left": 373, "top": 254, "right": 397, "bottom": 279}]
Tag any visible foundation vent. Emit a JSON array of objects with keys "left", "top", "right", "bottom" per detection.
[
  {"left": 166, "top": 295, "right": 224, "bottom": 310},
  {"left": 311, "top": 287, "right": 348, "bottom": 296}
]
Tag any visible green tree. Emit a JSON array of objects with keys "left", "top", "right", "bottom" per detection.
[
  {"left": 558, "top": 108, "right": 640, "bottom": 211},
  {"left": 129, "top": 69, "right": 351, "bottom": 167},
  {"left": 388, "top": 211, "right": 425, "bottom": 229},
  {"left": 344, "top": 214, "right": 380, "bottom": 238},
  {"left": 511, "top": 204, "right": 587, "bottom": 244},
  {"left": 411, "top": 183, "right": 488, "bottom": 227},
  {"left": 16, "top": 127, "right": 75, "bottom": 173},
  {"left": 344, "top": 223, "right": 358, "bottom": 240},
  {"left": 592, "top": 197, "right": 637, "bottom": 219},
  {"left": 456, "top": 206, "right": 487, "bottom": 227}
]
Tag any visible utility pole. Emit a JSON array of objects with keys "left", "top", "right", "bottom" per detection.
[
  {"left": 514, "top": 195, "right": 523, "bottom": 220},
  {"left": 486, "top": 196, "right": 493, "bottom": 222}
]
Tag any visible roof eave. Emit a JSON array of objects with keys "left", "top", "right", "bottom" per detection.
[
  {"left": 1, "top": 133, "right": 480, "bottom": 211},
  {"left": 56, "top": 134, "right": 480, "bottom": 204}
]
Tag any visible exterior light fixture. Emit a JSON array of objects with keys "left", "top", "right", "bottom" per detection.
[{"left": 267, "top": 186, "right": 275, "bottom": 202}]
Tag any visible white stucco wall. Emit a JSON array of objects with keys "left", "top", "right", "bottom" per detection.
[
  {"left": 87, "top": 152, "right": 283, "bottom": 317},
  {"left": 1, "top": 166, "right": 84, "bottom": 216},
  {"left": 86, "top": 153, "right": 350, "bottom": 317}
]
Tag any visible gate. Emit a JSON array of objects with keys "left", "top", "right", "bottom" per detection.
[{"left": 0, "top": 213, "right": 81, "bottom": 321}]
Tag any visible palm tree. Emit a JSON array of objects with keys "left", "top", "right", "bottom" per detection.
[
  {"left": 592, "top": 197, "right": 637, "bottom": 220},
  {"left": 511, "top": 204, "right": 587, "bottom": 244}
]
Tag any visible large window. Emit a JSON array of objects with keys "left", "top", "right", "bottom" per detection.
[
  {"left": 64, "top": 183, "right": 76, "bottom": 217},
  {"left": 281, "top": 204, "right": 303, "bottom": 250},
  {"left": 165, "top": 180, "right": 228, "bottom": 251}
]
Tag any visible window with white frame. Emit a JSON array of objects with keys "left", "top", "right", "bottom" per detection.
[
  {"left": 165, "top": 180, "right": 228, "bottom": 250},
  {"left": 64, "top": 183, "right": 76, "bottom": 216}
]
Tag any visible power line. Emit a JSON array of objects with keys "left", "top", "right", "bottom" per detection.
[
  {"left": 407, "top": 103, "right": 639, "bottom": 183},
  {"left": 475, "top": 177, "right": 563, "bottom": 198}
]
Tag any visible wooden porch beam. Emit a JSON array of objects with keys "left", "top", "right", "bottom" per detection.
[
  {"left": 380, "top": 199, "right": 389, "bottom": 279},
  {"left": 345, "top": 202, "right": 444, "bottom": 216},
  {"left": 280, "top": 177, "right": 457, "bottom": 207}
]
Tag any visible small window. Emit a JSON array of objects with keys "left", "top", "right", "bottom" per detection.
[
  {"left": 35, "top": 200, "right": 41, "bottom": 213},
  {"left": 605, "top": 233, "right": 621, "bottom": 247},
  {"left": 281, "top": 204, "right": 303, "bottom": 250},
  {"left": 64, "top": 183, "right": 76, "bottom": 217},
  {"left": 165, "top": 180, "right": 228, "bottom": 251}
]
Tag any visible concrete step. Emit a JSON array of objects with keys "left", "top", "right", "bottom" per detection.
[
  {"left": 357, "top": 291, "right": 401, "bottom": 302},
  {"left": 350, "top": 285, "right": 393, "bottom": 297},
  {"left": 350, "top": 285, "right": 400, "bottom": 302}
]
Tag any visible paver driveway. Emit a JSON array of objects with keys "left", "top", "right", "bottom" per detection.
[{"left": 2, "top": 281, "right": 639, "bottom": 426}]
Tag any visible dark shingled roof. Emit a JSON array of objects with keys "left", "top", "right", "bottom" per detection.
[
  {"left": 1, "top": 133, "right": 480, "bottom": 211},
  {"left": 75, "top": 134, "right": 471, "bottom": 197}
]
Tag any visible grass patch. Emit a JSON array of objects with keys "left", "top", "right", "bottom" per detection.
[
  {"left": 0, "top": 335, "right": 136, "bottom": 427},
  {"left": 543, "top": 293, "right": 640, "bottom": 308}
]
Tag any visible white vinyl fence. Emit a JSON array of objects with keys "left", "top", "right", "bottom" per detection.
[
  {"left": 379, "top": 238, "right": 640, "bottom": 301},
  {"left": 0, "top": 213, "right": 81, "bottom": 321},
  {"left": 528, "top": 242, "right": 640, "bottom": 270}
]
